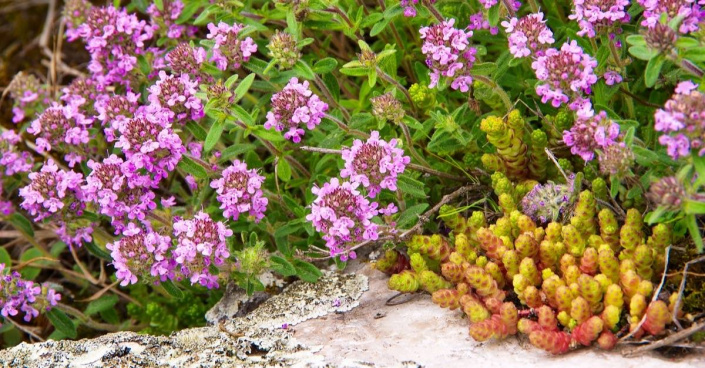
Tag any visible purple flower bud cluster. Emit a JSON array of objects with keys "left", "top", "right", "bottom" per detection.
[
  {"left": 502, "top": 13, "right": 555, "bottom": 58},
  {"left": 654, "top": 81, "right": 705, "bottom": 159},
  {"left": 83, "top": 155, "right": 157, "bottom": 233},
  {"left": 520, "top": 176, "right": 575, "bottom": 223},
  {"left": 341, "top": 131, "right": 410, "bottom": 198},
  {"left": 147, "top": 0, "right": 197, "bottom": 39},
  {"left": 166, "top": 43, "right": 207, "bottom": 77},
  {"left": 306, "top": 178, "right": 381, "bottom": 261},
  {"left": 19, "top": 160, "right": 93, "bottom": 246},
  {"left": 94, "top": 92, "right": 141, "bottom": 142},
  {"left": 563, "top": 110, "right": 620, "bottom": 161},
  {"left": 532, "top": 41, "right": 598, "bottom": 111},
  {"left": 0, "top": 264, "right": 61, "bottom": 322},
  {"left": 147, "top": 71, "right": 204, "bottom": 122},
  {"left": 0, "top": 131, "right": 33, "bottom": 177},
  {"left": 265, "top": 78, "right": 329, "bottom": 143},
  {"left": 420, "top": 19, "right": 477, "bottom": 92},
  {"left": 210, "top": 160, "right": 269, "bottom": 222},
  {"left": 173, "top": 212, "right": 233, "bottom": 288},
  {"left": 206, "top": 21, "right": 258, "bottom": 71},
  {"left": 6, "top": 73, "right": 49, "bottom": 124},
  {"left": 569, "top": 0, "right": 630, "bottom": 38},
  {"left": 72, "top": 6, "right": 155, "bottom": 89},
  {"left": 27, "top": 103, "right": 94, "bottom": 167},
  {"left": 598, "top": 142, "right": 634, "bottom": 178},
  {"left": 638, "top": 0, "right": 705, "bottom": 34},
  {"left": 106, "top": 223, "right": 173, "bottom": 286}
]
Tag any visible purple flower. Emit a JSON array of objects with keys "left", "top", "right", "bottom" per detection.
[
  {"left": 206, "top": 21, "right": 257, "bottom": 71},
  {"left": 173, "top": 211, "right": 233, "bottom": 289},
  {"left": 520, "top": 176, "right": 575, "bottom": 223},
  {"left": 638, "top": 0, "right": 704, "bottom": 34},
  {"left": 265, "top": 78, "right": 329, "bottom": 143},
  {"left": 563, "top": 110, "right": 620, "bottom": 161},
  {"left": 469, "top": 12, "right": 499, "bottom": 34},
  {"left": 147, "top": 0, "right": 195, "bottom": 39},
  {"left": 27, "top": 102, "right": 94, "bottom": 162},
  {"left": 598, "top": 142, "right": 634, "bottom": 178},
  {"left": 83, "top": 154, "right": 157, "bottom": 233},
  {"left": 478, "top": 0, "right": 499, "bottom": 8},
  {"left": 210, "top": 160, "right": 269, "bottom": 222},
  {"left": 654, "top": 81, "right": 705, "bottom": 159},
  {"left": 6, "top": 72, "right": 49, "bottom": 124},
  {"left": 95, "top": 92, "right": 141, "bottom": 142},
  {"left": 166, "top": 43, "right": 207, "bottom": 77},
  {"left": 419, "top": 19, "right": 477, "bottom": 92},
  {"left": 0, "top": 131, "right": 33, "bottom": 176},
  {"left": 502, "top": 13, "right": 555, "bottom": 58},
  {"left": 115, "top": 114, "right": 186, "bottom": 183},
  {"left": 106, "top": 223, "right": 174, "bottom": 286},
  {"left": 147, "top": 71, "right": 204, "bottom": 122},
  {"left": 63, "top": 0, "right": 92, "bottom": 42},
  {"left": 603, "top": 70, "right": 623, "bottom": 86},
  {"left": 306, "top": 178, "right": 380, "bottom": 261},
  {"left": 340, "top": 131, "right": 410, "bottom": 198},
  {"left": 19, "top": 160, "right": 93, "bottom": 247},
  {"left": 0, "top": 266, "right": 59, "bottom": 322},
  {"left": 532, "top": 41, "right": 598, "bottom": 109},
  {"left": 569, "top": 0, "right": 630, "bottom": 38}
]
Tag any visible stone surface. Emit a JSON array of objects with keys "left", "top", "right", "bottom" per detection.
[{"left": 0, "top": 264, "right": 703, "bottom": 367}]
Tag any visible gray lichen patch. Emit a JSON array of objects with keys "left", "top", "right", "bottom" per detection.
[{"left": 0, "top": 273, "right": 369, "bottom": 368}]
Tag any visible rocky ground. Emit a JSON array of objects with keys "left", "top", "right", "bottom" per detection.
[{"left": 0, "top": 263, "right": 703, "bottom": 367}]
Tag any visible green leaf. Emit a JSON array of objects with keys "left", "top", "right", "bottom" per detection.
[
  {"left": 610, "top": 176, "right": 620, "bottom": 199},
  {"left": 471, "top": 62, "right": 497, "bottom": 76},
  {"left": 397, "top": 203, "right": 429, "bottom": 228},
  {"left": 676, "top": 37, "right": 700, "bottom": 49},
  {"left": 224, "top": 74, "right": 239, "bottom": 89},
  {"left": 286, "top": 9, "right": 300, "bottom": 38},
  {"left": 19, "top": 248, "right": 44, "bottom": 280},
  {"left": 175, "top": 0, "right": 202, "bottom": 24},
  {"left": 193, "top": 4, "right": 216, "bottom": 26},
  {"left": 85, "top": 295, "right": 119, "bottom": 316},
  {"left": 270, "top": 256, "right": 297, "bottom": 277},
  {"left": 220, "top": 143, "right": 257, "bottom": 162},
  {"left": 154, "top": 0, "right": 164, "bottom": 11},
  {"left": 293, "top": 259, "right": 323, "bottom": 283},
  {"left": 339, "top": 67, "right": 369, "bottom": 76},
  {"left": 0, "top": 248, "right": 11, "bottom": 272},
  {"left": 645, "top": 55, "right": 666, "bottom": 87},
  {"left": 137, "top": 55, "right": 151, "bottom": 76},
  {"left": 368, "top": 68, "right": 377, "bottom": 87},
  {"left": 684, "top": 48, "right": 705, "bottom": 62},
  {"left": 46, "top": 309, "right": 77, "bottom": 339},
  {"left": 161, "top": 280, "right": 185, "bottom": 299},
  {"left": 684, "top": 199, "right": 705, "bottom": 215},
  {"left": 277, "top": 158, "right": 292, "bottom": 182},
  {"left": 370, "top": 19, "right": 390, "bottom": 37},
  {"left": 233, "top": 73, "right": 256, "bottom": 103},
  {"left": 685, "top": 214, "right": 704, "bottom": 253},
  {"left": 250, "top": 125, "right": 286, "bottom": 142},
  {"left": 10, "top": 213, "right": 34, "bottom": 237},
  {"left": 360, "top": 13, "right": 384, "bottom": 28},
  {"left": 204, "top": 118, "right": 225, "bottom": 153},
  {"left": 293, "top": 60, "right": 315, "bottom": 80},
  {"left": 383, "top": 3, "right": 404, "bottom": 19},
  {"left": 397, "top": 175, "right": 427, "bottom": 199},
  {"left": 487, "top": 4, "right": 500, "bottom": 26},
  {"left": 185, "top": 121, "right": 208, "bottom": 141},
  {"left": 625, "top": 35, "right": 646, "bottom": 46},
  {"left": 313, "top": 58, "right": 338, "bottom": 74},
  {"left": 298, "top": 38, "right": 315, "bottom": 48},
  {"left": 628, "top": 45, "right": 657, "bottom": 61},
  {"left": 177, "top": 156, "right": 209, "bottom": 179},
  {"left": 85, "top": 241, "right": 112, "bottom": 261},
  {"left": 230, "top": 104, "right": 255, "bottom": 126}
]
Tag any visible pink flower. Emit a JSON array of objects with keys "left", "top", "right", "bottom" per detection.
[
  {"left": 147, "top": 71, "right": 204, "bottom": 122},
  {"left": 27, "top": 102, "right": 93, "bottom": 154},
  {"left": 603, "top": 70, "right": 623, "bottom": 86},
  {"left": 569, "top": 0, "right": 630, "bottom": 38},
  {"left": 638, "top": 0, "right": 704, "bottom": 34},
  {"left": 532, "top": 41, "right": 598, "bottom": 109},
  {"left": 0, "top": 267, "right": 60, "bottom": 322},
  {"left": 654, "top": 81, "right": 705, "bottom": 159},
  {"left": 265, "top": 78, "right": 329, "bottom": 143},
  {"left": 306, "top": 178, "right": 381, "bottom": 261},
  {"left": 173, "top": 212, "right": 233, "bottom": 289},
  {"left": 206, "top": 21, "right": 257, "bottom": 71},
  {"left": 563, "top": 111, "right": 620, "bottom": 161},
  {"left": 0, "top": 131, "right": 33, "bottom": 176},
  {"left": 502, "top": 13, "right": 555, "bottom": 58},
  {"left": 340, "top": 131, "right": 410, "bottom": 198},
  {"left": 106, "top": 223, "right": 174, "bottom": 286},
  {"left": 210, "top": 160, "right": 269, "bottom": 222},
  {"left": 420, "top": 19, "right": 477, "bottom": 91}
]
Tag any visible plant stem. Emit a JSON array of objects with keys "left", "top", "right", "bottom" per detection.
[
  {"left": 400, "top": 122, "right": 431, "bottom": 168},
  {"left": 423, "top": 0, "right": 444, "bottom": 22},
  {"left": 472, "top": 74, "right": 512, "bottom": 112},
  {"left": 678, "top": 59, "right": 705, "bottom": 78},
  {"left": 314, "top": 75, "right": 350, "bottom": 121},
  {"left": 527, "top": 0, "right": 540, "bottom": 12},
  {"left": 376, "top": 66, "right": 416, "bottom": 110},
  {"left": 607, "top": 40, "right": 636, "bottom": 119},
  {"left": 501, "top": 0, "right": 517, "bottom": 17},
  {"left": 323, "top": 113, "right": 370, "bottom": 139}
]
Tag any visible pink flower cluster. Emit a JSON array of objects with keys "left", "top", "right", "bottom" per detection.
[
  {"left": 563, "top": 110, "right": 620, "bottom": 161},
  {"left": 166, "top": 43, "right": 207, "bottom": 77},
  {"left": 6, "top": 73, "right": 49, "bottom": 124},
  {"left": 210, "top": 160, "right": 269, "bottom": 222},
  {"left": 265, "top": 78, "right": 329, "bottom": 143},
  {"left": 341, "top": 131, "right": 410, "bottom": 198},
  {"left": 400, "top": 0, "right": 437, "bottom": 17},
  {"left": 468, "top": 12, "right": 499, "bottom": 34},
  {"left": 420, "top": 19, "right": 477, "bottom": 92},
  {"left": 206, "top": 21, "right": 258, "bottom": 71},
  {"left": 18, "top": 160, "right": 93, "bottom": 246},
  {"left": 106, "top": 223, "right": 173, "bottom": 286},
  {"left": 0, "top": 131, "right": 33, "bottom": 177},
  {"left": 306, "top": 178, "right": 381, "bottom": 261},
  {"left": 0, "top": 264, "right": 61, "bottom": 322},
  {"left": 147, "top": 0, "right": 197, "bottom": 39},
  {"left": 147, "top": 71, "right": 204, "bottom": 122},
  {"left": 502, "top": 13, "right": 555, "bottom": 58},
  {"left": 654, "top": 81, "right": 705, "bottom": 159},
  {"left": 28, "top": 102, "right": 94, "bottom": 167},
  {"left": 569, "top": 0, "right": 630, "bottom": 38},
  {"left": 173, "top": 212, "right": 233, "bottom": 288},
  {"left": 638, "top": 0, "right": 705, "bottom": 34},
  {"left": 532, "top": 41, "right": 598, "bottom": 111}
]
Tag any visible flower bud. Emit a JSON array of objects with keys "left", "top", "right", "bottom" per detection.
[
  {"left": 267, "top": 31, "right": 301, "bottom": 69},
  {"left": 371, "top": 93, "right": 405, "bottom": 124}
]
